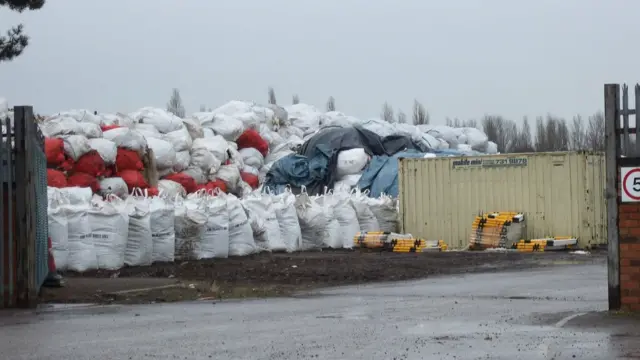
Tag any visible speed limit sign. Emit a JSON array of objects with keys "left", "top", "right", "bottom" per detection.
[{"left": 621, "top": 167, "right": 640, "bottom": 202}]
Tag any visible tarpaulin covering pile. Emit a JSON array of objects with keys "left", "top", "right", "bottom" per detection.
[{"left": 264, "top": 126, "right": 429, "bottom": 195}]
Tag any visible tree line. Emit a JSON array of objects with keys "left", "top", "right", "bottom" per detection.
[{"left": 169, "top": 86, "right": 606, "bottom": 155}]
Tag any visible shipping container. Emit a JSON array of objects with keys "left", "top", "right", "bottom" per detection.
[{"left": 398, "top": 152, "right": 606, "bottom": 249}]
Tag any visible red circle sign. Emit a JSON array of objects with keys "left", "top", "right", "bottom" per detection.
[{"left": 623, "top": 168, "right": 640, "bottom": 200}]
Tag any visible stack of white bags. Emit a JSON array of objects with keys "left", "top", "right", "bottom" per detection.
[{"left": 47, "top": 186, "right": 399, "bottom": 272}]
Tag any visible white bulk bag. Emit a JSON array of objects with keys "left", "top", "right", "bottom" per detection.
[
  {"left": 149, "top": 196, "right": 176, "bottom": 262},
  {"left": 202, "top": 114, "right": 245, "bottom": 141},
  {"left": 190, "top": 148, "right": 222, "bottom": 174},
  {"left": 61, "top": 134, "right": 91, "bottom": 161},
  {"left": 225, "top": 193, "right": 255, "bottom": 256},
  {"left": 183, "top": 166, "right": 208, "bottom": 185},
  {"left": 98, "top": 177, "right": 128, "bottom": 198},
  {"left": 98, "top": 113, "right": 134, "bottom": 127},
  {"left": 215, "top": 164, "right": 241, "bottom": 192},
  {"left": 366, "top": 194, "right": 398, "bottom": 233},
  {"left": 350, "top": 189, "right": 380, "bottom": 232},
  {"left": 64, "top": 196, "right": 97, "bottom": 272},
  {"left": 294, "top": 189, "right": 326, "bottom": 251},
  {"left": 202, "top": 128, "right": 215, "bottom": 138},
  {"left": 134, "top": 123, "right": 163, "bottom": 140},
  {"left": 158, "top": 179, "right": 186, "bottom": 198},
  {"left": 121, "top": 192, "right": 153, "bottom": 267},
  {"left": 242, "top": 165, "right": 260, "bottom": 176},
  {"left": 199, "top": 193, "right": 230, "bottom": 259},
  {"left": 210, "top": 100, "right": 256, "bottom": 117},
  {"left": 227, "top": 143, "right": 245, "bottom": 168},
  {"left": 456, "top": 144, "right": 474, "bottom": 154},
  {"left": 164, "top": 126, "right": 193, "bottom": 152},
  {"left": 146, "top": 137, "right": 177, "bottom": 170},
  {"left": 47, "top": 188, "right": 69, "bottom": 271},
  {"left": 56, "top": 109, "right": 101, "bottom": 124},
  {"left": 40, "top": 116, "right": 82, "bottom": 137},
  {"left": 89, "top": 196, "right": 129, "bottom": 270},
  {"left": 87, "top": 138, "right": 117, "bottom": 164},
  {"left": 239, "top": 147, "right": 264, "bottom": 169},
  {"left": 274, "top": 190, "right": 302, "bottom": 252},
  {"left": 327, "top": 189, "right": 360, "bottom": 249},
  {"left": 78, "top": 122, "right": 103, "bottom": 139},
  {"left": 265, "top": 143, "right": 294, "bottom": 164},
  {"left": 242, "top": 193, "right": 284, "bottom": 252},
  {"left": 174, "top": 196, "right": 206, "bottom": 261},
  {"left": 103, "top": 127, "right": 148, "bottom": 153},
  {"left": 336, "top": 148, "right": 369, "bottom": 177},
  {"left": 419, "top": 132, "right": 440, "bottom": 150},
  {"left": 424, "top": 125, "right": 459, "bottom": 147},
  {"left": 313, "top": 195, "right": 342, "bottom": 249},
  {"left": 259, "top": 125, "right": 285, "bottom": 148},
  {"left": 192, "top": 136, "right": 228, "bottom": 164},
  {"left": 174, "top": 150, "right": 191, "bottom": 172},
  {"left": 58, "top": 187, "right": 93, "bottom": 205},
  {"left": 485, "top": 141, "right": 499, "bottom": 154},
  {"left": 334, "top": 174, "right": 362, "bottom": 192},
  {"left": 182, "top": 117, "right": 204, "bottom": 139},
  {"left": 132, "top": 107, "right": 184, "bottom": 134}
]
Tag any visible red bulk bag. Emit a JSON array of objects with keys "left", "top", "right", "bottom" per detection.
[
  {"left": 240, "top": 172, "right": 259, "bottom": 189},
  {"left": 205, "top": 179, "right": 227, "bottom": 193},
  {"left": 45, "top": 138, "right": 65, "bottom": 166},
  {"left": 59, "top": 157, "right": 75, "bottom": 172},
  {"left": 146, "top": 187, "right": 160, "bottom": 197},
  {"left": 47, "top": 169, "right": 67, "bottom": 188},
  {"left": 115, "top": 148, "right": 144, "bottom": 171},
  {"left": 163, "top": 173, "right": 198, "bottom": 194},
  {"left": 67, "top": 172, "right": 100, "bottom": 193},
  {"left": 236, "top": 129, "right": 269, "bottom": 157},
  {"left": 101, "top": 124, "right": 121, "bottom": 132},
  {"left": 118, "top": 170, "right": 149, "bottom": 192},
  {"left": 73, "top": 150, "right": 106, "bottom": 177}
]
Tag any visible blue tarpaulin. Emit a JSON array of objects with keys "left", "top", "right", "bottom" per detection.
[{"left": 357, "top": 150, "right": 425, "bottom": 198}]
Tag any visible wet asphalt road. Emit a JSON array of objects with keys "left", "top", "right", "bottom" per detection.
[{"left": 2, "top": 261, "right": 639, "bottom": 360}]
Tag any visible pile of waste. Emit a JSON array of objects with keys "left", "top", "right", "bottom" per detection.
[
  {"left": 1, "top": 97, "right": 502, "bottom": 271},
  {"left": 46, "top": 186, "right": 399, "bottom": 272},
  {"left": 1, "top": 98, "right": 498, "bottom": 199}
]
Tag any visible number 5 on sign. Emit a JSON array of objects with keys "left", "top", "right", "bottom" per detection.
[{"left": 621, "top": 167, "right": 640, "bottom": 202}]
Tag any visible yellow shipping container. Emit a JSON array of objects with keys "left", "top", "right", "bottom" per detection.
[{"left": 398, "top": 151, "right": 606, "bottom": 249}]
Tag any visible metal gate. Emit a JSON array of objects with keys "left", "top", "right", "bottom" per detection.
[{"left": 1, "top": 106, "right": 49, "bottom": 308}]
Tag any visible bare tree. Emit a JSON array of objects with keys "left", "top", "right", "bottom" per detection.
[
  {"left": 570, "top": 115, "right": 586, "bottom": 150},
  {"left": 167, "top": 88, "right": 186, "bottom": 118},
  {"left": 482, "top": 115, "right": 517, "bottom": 153},
  {"left": 397, "top": 110, "right": 407, "bottom": 124},
  {"left": 446, "top": 118, "right": 477, "bottom": 128},
  {"left": 511, "top": 117, "right": 535, "bottom": 153},
  {"left": 199, "top": 104, "right": 206, "bottom": 112},
  {"left": 292, "top": 94, "right": 300, "bottom": 105},
  {"left": 268, "top": 87, "right": 277, "bottom": 105},
  {"left": 585, "top": 112, "right": 605, "bottom": 151},
  {"left": 534, "top": 115, "right": 570, "bottom": 152},
  {"left": 381, "top": 102, "right": 395, "bottom": 122},
  {"left": 534, "top": 116, "right": 547, "bottom": 151},
  {"left": 412, "top": 99, "right": 429, "bottom": 125},
  {"left": 326, "top": 96, "right": 336, "bottom": 112}
]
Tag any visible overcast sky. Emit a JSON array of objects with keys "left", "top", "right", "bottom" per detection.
[{"left": 0, "top": 0, "right": 637, "bottom": 123}]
